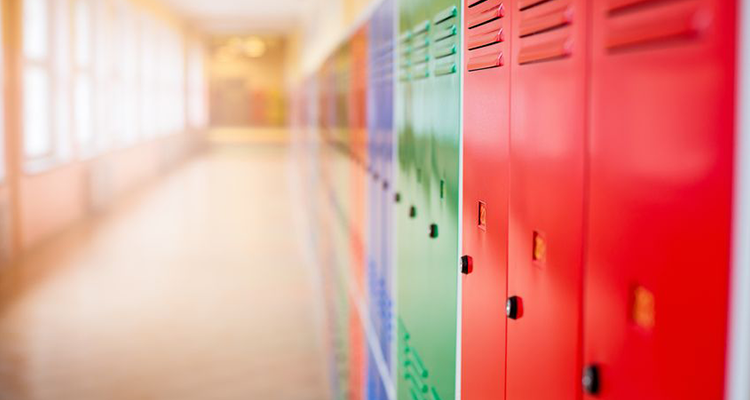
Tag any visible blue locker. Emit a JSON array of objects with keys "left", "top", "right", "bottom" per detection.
[{"left": 366, "top": 0, "right": 395, "bottom": 398}]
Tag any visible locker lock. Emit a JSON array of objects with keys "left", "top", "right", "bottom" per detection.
[
  {"left": 461, "top": 255, "right": 473, "bottom": 274},
  {"left": 582, "top": 364, "right": 600, "bottom": 395},
  {"left": 409, "top": 206, "right": 417, "bottom": 218},
  {"left": 506, "top": 296, "right": 521, "bottom": 319},
  {"left": 429, "top": 224, "right": 438, "bottom": 239},
  {"left": 395, "top": 192, "right": 401, "bottom": 203},
  {"left": 383, "top": 180, "right": 389, "bottom": 190}
]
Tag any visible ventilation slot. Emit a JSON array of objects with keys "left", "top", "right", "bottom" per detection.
[
  {"left": 519, "top": 37, "right": 572, "bottom": 64},
  {"left": 434, "top": 43, "right": 457, "bottom": 59},
  {"left": 435, "top": 25, "right": 458, "bottom": 42},
  {"left": 412, "top": 48, "right": 430, "bottom": 65},
  {"left": 518, "top": 0, "right": 574, "bottom": 64},
  {"left": 435, "top": 61, "right": 457, "bottom": 76},
  {"left": 430, "top": 6, "right": 459, "bottom": 79},
  {"left": 468, "top": 0, "right": 505, "bottom": 28},
  {"left": 519, "top": 0, "right": 551, "bottom": 10},
  {"left": 468, "top": 52, "right": 504, "bottom": 71},
  {"left": 467, "top": 1, "right": 505, "bottom": 72},
  {"left": 605, "top": 0, "right": 705, "bottom": 51},
  {"left": 468, "top": 19, "right": 504, "bottom": 50},
  {"left": 399, "top": 30, "right": 412, "bottom": 81},
  {"left": 519, "top": 1, "right": 573, "bottom": 37},
  {"left": 413, "top": 64, "right": 429, "bottom": 80},
  {"left": 608, "top": 0, "right": 687, "bottom": 14},
  {"left": 434, "top": 5, "right": 458, "bottom": 25},
  {"left": 413, "top": 20, "right": 431, "bottom": 36},
  {"left": 400, "top": 320, "right": 441, "bottom": 400}
]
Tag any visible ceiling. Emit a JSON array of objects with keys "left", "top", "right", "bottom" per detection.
[{"left": 160, "top": 0, "right": 318, "bottom": 35}]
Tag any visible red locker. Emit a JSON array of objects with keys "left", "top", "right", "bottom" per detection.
[
  {"left": 460, "top": 0, "right": 510, "bottom": 398},
  {"left": 350, "top": 27, "right": 369, "bottom": 294},
  {"left": 506, "top": 0, "right": 588, "bottom": 398},
  {"left": 582, "top": 0, "right": 736, "bottom": 398},
  {"left": 348, "top": 27, "right": 369, "bottom": 400}
]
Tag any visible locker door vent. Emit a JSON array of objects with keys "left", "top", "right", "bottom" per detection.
[
  {"left": 399, "top": 30, "right": 412, "bottom": 81},
  {"left": 605, "top": 0, "right": 707, "bottom": 52},
  {"left": 431, "top": 7, "right": 459, "bottom": 78},
  {"left": 468, "top": 0, "right": 505, "bottom": 29},
  {"left": 467, "top": 1, "right": 505, "bottom": 72},
  {"left": 399, "top": 320, "right": 442, "bottom": 400},
  {"left": 371, "top": 41, "right": 394, "bottom": 86},
  {"left": 518, "top": 0, "right": 574, "bottom": 64}
]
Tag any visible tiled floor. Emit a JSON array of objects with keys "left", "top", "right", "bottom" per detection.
[{"left": 0, "top": 143, "right": 329, "bottom": 400}]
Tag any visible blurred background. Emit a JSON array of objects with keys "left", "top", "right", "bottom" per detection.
[{"left": 0, "top": 0, "right": 380, "bottom": 399}]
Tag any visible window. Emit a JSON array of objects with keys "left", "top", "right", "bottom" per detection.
[
  {"left": 23, "top": 0, "right": 71, "bottom": 168},
  {"left": 54, "top": 0, "right": 72, "bottom": 160},
  {"left": 22, "top": 0, "right": 52, "bottom": 159},
  {"left": 140, "top": 14, "right": 157, "bottom": 138},
  {"left": 93, "top": 0, "right": 113, "bottom": 150},
  {"left": 117, "top": 0, "right": 139, "bottom": 145},
  {"left": 73, "top": 0, "right": 94, "bottom": 154},
  {"left": 188, "top": 41, "right": 208, "bottom": 130},
  {"left": 22, "top": 0, "right": 192, "bottom": 165}
]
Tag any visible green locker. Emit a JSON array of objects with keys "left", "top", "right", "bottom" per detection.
[{"left": 396, "top": 0, "right": 461, "bottom": 399}]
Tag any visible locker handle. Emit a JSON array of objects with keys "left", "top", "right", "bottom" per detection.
[
  {"left": 467, "top": 52, "right": 503, "bottom": 71},
  {"left": 468, "top": 28, "right": 504, "bottom": 50},
  {"left": 461, "top": 255, "right": 473, "bottom": 274},
  {"left": 506, "top": 296, "right": 522, "bottom": 319},
  {"left": 582, "top": 365, "right": 601, "bottom": 395}
]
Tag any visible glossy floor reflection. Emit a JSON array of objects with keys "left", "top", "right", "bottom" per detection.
[{"left": 0, "top": 143, "right": 329, "bottom": 400}]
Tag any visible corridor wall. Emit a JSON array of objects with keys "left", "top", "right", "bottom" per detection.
[
  {"left": 0, "top": 0, "right": 208, "bottom": 262},
  {"left": 290, "top": 0, "right": 750, "bottom": 399}
]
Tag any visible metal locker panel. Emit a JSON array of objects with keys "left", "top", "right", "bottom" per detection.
[
  {"left": 460, "top": 0, "right": 510, "bottom": 398},
  {"left": 366, "top": 340, "right": 390, "bottom": 400},
  {"left": 506, "top": 0, "right": 587, "bottom": 398},
  {"left": 350, "top": 27, "right": 369, "bottom": 296},
  {"left": 583, "top": 0, "right": 736, "bottom": 398},
  {"left": 367, "top": 0, "right": 396, "bottom": 383},
  {"left": 396, "top": 0, "right": 462, "bottom": 398},
  {"left": 318, "top": 56, "right": 350, "bottom": 400}
]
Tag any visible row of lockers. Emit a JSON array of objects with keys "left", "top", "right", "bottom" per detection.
[{"left": 289, "top": 0, "right": 747, "bottom": 399}]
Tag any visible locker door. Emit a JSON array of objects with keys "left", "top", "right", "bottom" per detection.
[
  {"left": 366, "top": 2, "right": 395, "bottom": 398},
  {"left": 396, "top": 0, "right": 462, "bottom": 399},
  {"left": 349, "top": 28, "right": 369, "bottom": 400},
  {"left": 583, "top": 1, "right": 736, "bottom": 398},
  {"left": 370, "top": 0, "right": 396, "bottom": 374},
  {"left": 460, "top": 0, "right": 509, "bottom": 398},
  {"left": 506, "top": 0, "right": 588, "bottom": 398}
]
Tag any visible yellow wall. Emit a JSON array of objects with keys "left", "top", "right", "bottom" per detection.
[
  {"left": 286, "top": 0, "right": 381, "bottom": 85},
  {"left": 209, "top": 36, "right": 287, "bottom": 127}
]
